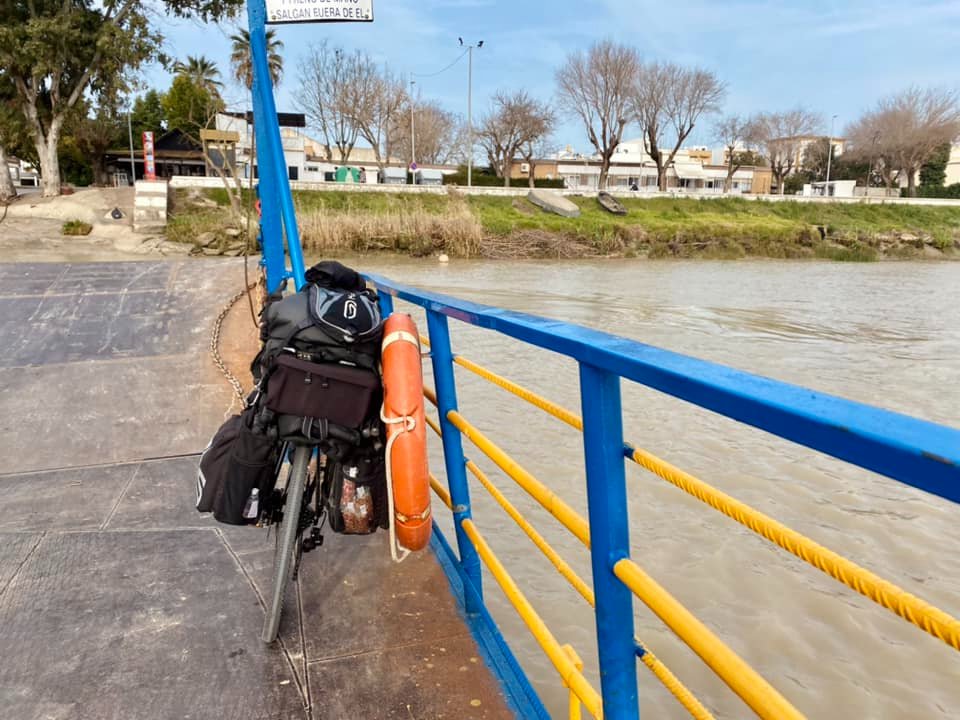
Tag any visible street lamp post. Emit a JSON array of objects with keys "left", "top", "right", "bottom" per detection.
[
  {"left": 410, "top": 76, "right": 416, "bottom": 173},
  {"left": 865, "top": 131, "right": 880, "bottom": 196},
  {"left": 127, "top": 107, "right": 136, "bottom": 186},
  {"left": 824, "top": 113, "right": 837, "bottom": 196},
  {"left": 459, "top": 38, "right": 483, "bottom": 188}
]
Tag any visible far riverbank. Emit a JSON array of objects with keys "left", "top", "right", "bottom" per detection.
[{"left": 168, "top": 188, "right": 960, "bottom": 261}]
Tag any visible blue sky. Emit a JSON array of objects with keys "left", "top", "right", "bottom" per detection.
[{"left": 145, "top": 0, "right": 960, "bottom": 151}]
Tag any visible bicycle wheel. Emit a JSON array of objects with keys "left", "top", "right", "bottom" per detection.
[{"left": 262, "top": 443, "right": 311, "bottom": 643}]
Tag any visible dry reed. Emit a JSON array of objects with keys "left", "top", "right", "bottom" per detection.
[{"left": 297, "top": 196, "right": 483, "bottom": 257}]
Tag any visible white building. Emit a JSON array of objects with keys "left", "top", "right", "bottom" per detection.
[
  {"left": 6, "top": 157, "right": 40, "bottom": 187},
  {"left": 946, "top": 142, "right": 960, "bottom": 186},
  {"left": 215, "top": 111, "right": 405, "bottom": 185},
  {"left": 555, "top": 139, "right": 764, "bottom": 194}
]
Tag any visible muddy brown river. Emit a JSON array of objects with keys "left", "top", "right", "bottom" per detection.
[{"left": 356, "top": 257, "right": 958, "bottom": 719}]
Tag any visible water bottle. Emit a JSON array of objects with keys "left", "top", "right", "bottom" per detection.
[{"left": 243, "top": 488, "right": 260, "bottom": 520}]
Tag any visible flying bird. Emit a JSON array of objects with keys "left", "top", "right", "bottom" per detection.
[
  {"left": 477, "top": 40, "right": 484, "bottom": 48},
  {"left": 458, "top": 37, "right": 463, "bottom": 46}
]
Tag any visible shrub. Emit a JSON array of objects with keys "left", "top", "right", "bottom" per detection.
[
  {"left": 916, "top": 183, "right": 960, "bottom": 199},
  {"left": 442, "top": 165, "right": 565, "bottom": 189},
  {"left": 62, "top": 220, "right": 93, "bottom": 236}
]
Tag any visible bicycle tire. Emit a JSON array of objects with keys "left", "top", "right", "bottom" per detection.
[{"left": 262, "top": 443, "right": 311, "bottom": 643}]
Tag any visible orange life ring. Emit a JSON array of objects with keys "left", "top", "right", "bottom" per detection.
[{"left": 381, "top": 313, "right": 431, "bottom": 555}]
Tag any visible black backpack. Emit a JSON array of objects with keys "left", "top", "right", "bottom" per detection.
[{"left": 254, "top": 283, "right": 384, "bottom": 378}]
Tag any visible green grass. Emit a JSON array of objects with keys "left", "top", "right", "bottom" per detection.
[
  {"left": 182, "top": 188, "right": 960, "bottom": 260},
  {"left": 62, "top": 219, "right": 93, "bottom": 236}
]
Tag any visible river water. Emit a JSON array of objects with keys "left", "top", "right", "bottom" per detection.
[{"left": 357, "top": 257, "right": 960, "bottom": 719}]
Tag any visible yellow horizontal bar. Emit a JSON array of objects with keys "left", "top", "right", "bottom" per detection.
[
  {"left": 428, "top": 393, "right": 714, "bottom": 717},
  {"left": 429, "top": 472, "right": 452, "bottom": 511},
  {"left": 627, "top": 445, "right": 960, "bottom": 653},
  {"left": 452, "top": 355, "right": 960, "bottom": 653},
  {"left": 466, "top": 459, "right": 595, "bottom": 606},
  {"left": 614, "top": 559, "right": 805, "bottom": 720},
  {"left": 461, "top": 518, "right": 604, "bottom": 718},
  {"left": 447, "top": 410, "right": 591, "bottom": 547},
  {"left": 454, "top": 355, "right": 584, "bottom": 430},
  {"left": 637, "top": 643, "right": 715, "bottom": 720},
  {"left": 562, "top": 645, "right": 584, "bottom": 720},
  {"left": 424, "top": 413, "right": 443, "bottom": 439}
]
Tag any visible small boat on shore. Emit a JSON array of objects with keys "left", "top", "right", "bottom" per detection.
[{"left": 597, "top": 191, "right": 628, "bottom": 215}]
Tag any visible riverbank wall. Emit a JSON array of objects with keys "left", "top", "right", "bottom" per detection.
[{"left": 166, "top": 187, "right": 960, "bottom": 261}]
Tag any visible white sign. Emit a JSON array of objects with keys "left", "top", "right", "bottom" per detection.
[{"left": 265, "top": 0, "right": 373, "bottom": 24}]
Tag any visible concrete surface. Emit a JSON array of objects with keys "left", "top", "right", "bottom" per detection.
[
  {"left": 134, "top": 180, "right": 169, "bottom": 233},
  {"left": 0, "top": 189, "right": 190, "bottom": 261},
  {"left": 527, "top": 189, "right": 581, "bottom": 218},
  {"left": 0, "top": 260, "right": 512, "bottom": 720}
]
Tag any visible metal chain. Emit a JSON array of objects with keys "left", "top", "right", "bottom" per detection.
[{"left": 210, "top": 278, "right": 261, "bottom": 406}]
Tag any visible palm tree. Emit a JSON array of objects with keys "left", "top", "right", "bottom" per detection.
[
  {"left": 229, "top": 29, "right": 284, "bottom": 91},
  {"left": 173, "top": 55, "right": 224, "bottom": 94}
]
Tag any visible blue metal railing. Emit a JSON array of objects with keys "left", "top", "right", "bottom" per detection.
[
  {"left": 366, "top": 272, "right": 960, "bottom": 720},
  {"left": 243, "top": 7, "right": 959, "bottom": 712}
]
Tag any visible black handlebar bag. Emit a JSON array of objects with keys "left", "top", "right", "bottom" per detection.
[{"left": 263, "top": 354, "right": 382, "bottom": 429}]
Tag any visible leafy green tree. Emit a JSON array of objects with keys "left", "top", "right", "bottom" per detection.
[
  {"left": 163, "top": 75, "right": 223, "bottom": 133},
  {"left": 230, "top": 29, "right": 284, "bottom": 90},
  {"left": 73, "top": 98, "right": 127, "bottom": 185},
  {"left": 130, "top": 90, "right": 167, "bottom": 138},
  {"left": 782, "top": 172, "right": 809, "bottom": 195},
  {"left": 0, "top": 0, "right": 243, "bottom": 197},
  {"left": 58, "top": 133, "right": 94, "bottom": 186},
  {"left": 0, "top": 76, "right": 26, "bottom": 200},
  {"left": 919, "top": 143, "right": 950, "bottom": 188}
]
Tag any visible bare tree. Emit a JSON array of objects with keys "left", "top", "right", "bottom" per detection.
[
  {"left": 847, "top": 87, "right": 960, "bottom": 197},
  {"left": 751, "top": 109, "right": 822, "bottom": 194},
  {"left": 477, "top": 91, "right": 554, "bottom": 187},
  {"left": 633, "top": 62, "right": 726, "bottom": 191},
  {"left": 295, "top": 41, "right": 359, "bottom": 163},
  {"left": 845, "top": 115, "right": 898, "bottom": 190},
  {"left": 390, "top": 100, "right": 465, "bottom": 166},
  {"left": 713, "top": 114, "right": 763, "bottom": 192},
  {"left": 341, "top": 54, "right": 407, "bottom": 174},
  {"left": 519, "top": 135, "right": 557, "bottom": 189},
  {"left": 556, "top": 40, "right": 639, "bottom": 190}
]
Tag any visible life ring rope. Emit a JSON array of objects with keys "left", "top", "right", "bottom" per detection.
[{"left": 380, "top": 406, "right": 416, "bottom": 563}]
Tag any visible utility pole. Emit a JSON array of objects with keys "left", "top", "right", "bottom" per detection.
[
  {"left": 824, "top": 114, "right": 837, "bottom": 196},
  {"left": 127, "top": 107, "right": 136, "bottom": 185},
  {"left": 459, "top": 38, "right": 483, "bottom": 188},
  {"left": 467, "top": 45, "right": 473, "bottom": 187},
  {"left": 410, "top": 75, "right": 416, "bottom": 172}
]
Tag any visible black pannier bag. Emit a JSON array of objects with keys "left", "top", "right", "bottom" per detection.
[
  {"left": 196, "top": 414, "right": 241, "bottom": 513},
  {"left": 196, "top": 407, "right": 281, "bottom": 525},
  {"left": 322, "top": 447, "right": 388, "bottom": 535}
]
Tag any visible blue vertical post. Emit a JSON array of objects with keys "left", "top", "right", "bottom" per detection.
[
  {"left": 426, "top": 310, "right": 483, "bottom": 613},
  {"left": 246, "top": 0, "right": 284, "bottom": 292},
  {"left": 246, "top": 0, "right": 306, "bottom": 291},
  {"left": 377, "top": 290, "right": 394, "bottom": 319},
  {"left": 579, "top": 363, "right": 639, "bottom": 719}
]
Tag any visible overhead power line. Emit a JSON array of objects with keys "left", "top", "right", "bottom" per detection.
[{"left": 411, "top": 48, "right": 469, "bottom": 79}]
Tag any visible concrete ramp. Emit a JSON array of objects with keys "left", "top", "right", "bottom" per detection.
[
  {"left": 0, "top": 261, "right": 513, "bottom": 720},
  {"left": 527, "top": 189, "right": 581, "bottom": 218}
]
